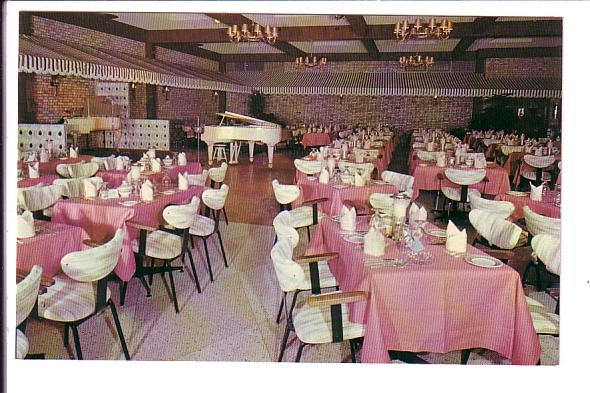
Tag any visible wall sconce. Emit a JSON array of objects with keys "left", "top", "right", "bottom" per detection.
[
  {"left": 213, "top": 91, "right": 219, "bottom": 98},
  {"left": 130, "top": 82, "right": 136, "bottom": 98},
  {"left": 50, "top": 75, "right": 60, "bottom": 95},
  {"left": 162, "top": 86, "right": 170, "bottom": 101},
  {"left": 339, "top": 94, "right": 344, "bottom": 105},
  {"left": 552, "top": 103, "right": 559, "bottom": 120},
  {"left": 517, "top": 107, "right": 525, "bottom": 117}
]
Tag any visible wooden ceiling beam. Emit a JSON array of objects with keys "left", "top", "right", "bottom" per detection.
[
  {"left": 345, "top": 15, "right": 379, "bottom": 60},
  {"left": 157, "top": 43, "right": 222, "bottom": 62},
  {"left": 452, "top": 17, "right": 497, "bottom": 57}
]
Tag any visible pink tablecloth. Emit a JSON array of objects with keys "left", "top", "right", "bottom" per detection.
[
  {"left": 51, "top": 186, "right": 204, "bottom": 281},
  {"left": 495, "top": 191, "right": 561, "bottom": 221},
  {"left": 301, "top": 133, "right": 331, "bottom": 148},
  {"left": 294, "top": 176, "right": 398, "bottom": 216},
  {"left": 97, "top": 162, "right": 202, "bottom": 188},
  {"left": 19, "top": 155, "right": 94, "bottom": 176},
  {"left": 17, "top": 220, "right": 89, "bottom": 278},
  {"left": 412, "top": 162, "right": 511, "bottom": 198},
  {"left": 18, "top": 174, "right": 60, "bottom": 188},
  {"left": 306, "top": 217, "right": 541, "bottom": 364}
]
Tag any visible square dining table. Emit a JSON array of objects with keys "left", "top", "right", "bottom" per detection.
[
  {"left": 305, "top": 216, "right": 541, "bottom": 364},
  {"left": 51, "top": 186, "right": 204, "bottom": 282},
  {"left": 97, "top": 162, "right": 202, "bottom": 188},
  {"left": 495, "top": 191, "right": 561, "bottom": 221}
]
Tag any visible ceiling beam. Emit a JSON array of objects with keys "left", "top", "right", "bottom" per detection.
[
  {"left": 452, "top": 17, "right": 497, "bottom": 57},
  {"left": 345, "top": 15, "right": 379, "bottom": 60},
  {"left": 146, "top": 20, "right": 561, "bottom": 44},
  {"left": 156, "top": 43, "right": 222, "bottom": 62}
]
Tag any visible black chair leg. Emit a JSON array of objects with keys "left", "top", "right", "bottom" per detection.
[
  {"left": 63, "top": 324, "right": 69, "bottom": 347},
  {"left": 190, "top": 235, "right": 195, "bottom": 248},
  {"left": 138, "top": 275, "right": 152, "bottom": 297},
  {"left": 166, "top": 262, "right": 180, "bottom": 313},
  {"left": 306, "top": 226, "right": 311, "bottom": 241},
  {"left": 202, "top": 238, "right": 214, "bottom": 282},
  {"left": 276, "top": 294, "right": 285, "bottom": 324},
  {"left": 217, "top": 231, "right": 228, "bottom": 268},
  {"left": 108, "top": 299, "right": 131, "bottom": 360},
  {"left": 461, "top": 349, "right": 472, "bottom": 365},
  {"left": 350, "top": 340, "right": 357, "bottom": 363},
  {"left": 277, "top": 322, "right": 291, "bottom": 362},
  {"left": 71, "top": 324, "right": 83, "bottom": 360},
  {"left": 148, "top": 257, "right": 155, "bottom": 285},
  {"left": 222, "top": 206, "right": 229, "bottom": 225},
  {"left": 187, "top": 250, "right": 201, "bottom": 293},
  {"left": 120, "top": 282, "right": 128, "bottom": 306},
  {"left": 295, "top": 341, "right": 307, "bottom": 362}
]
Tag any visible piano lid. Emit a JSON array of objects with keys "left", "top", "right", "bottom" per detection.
[{"left": 216, "top": 111, "right": 278, "bottom": 128}]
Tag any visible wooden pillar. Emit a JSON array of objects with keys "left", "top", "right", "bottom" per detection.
[
  {"left": 145, "top": 42, "right": 157, "bottom": 119},
  {"left": 217, "top": 61, "right": 227, "bottom": 113}
]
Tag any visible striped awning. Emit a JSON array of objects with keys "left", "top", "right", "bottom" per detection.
[
  {"left": 231, "top": 71, "right": 561, "bottom": 98},
  {"left": 19, "top": 35, "right": 250, "bottom": 93}
]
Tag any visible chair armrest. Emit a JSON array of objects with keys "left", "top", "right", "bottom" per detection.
[
  {"left": 16, "top": 268, "right": 55, "bottom": 289},
  {"left": 302, "top": 197, "right": 329, "bottom": 206},
  {"left": 307, "top": 291, "right": 367, "bottom": 307},
  {"left": 127, "top": 221, "right": 158, "bottom": 232},
  {"left": 294, "top": 252, "right": 339, "bottom": 264}
]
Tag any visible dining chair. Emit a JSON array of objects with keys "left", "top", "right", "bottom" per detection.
[
  {"left": 381, "top": 171, "right": 414, "bottom": 199},
  {"left": 16, "top": 265, "right": 43, "bottom": 359},
  {"left": 91, "top": 155, "right": 116, "bottom": 171},
  {"left": 521, "top": 155, "right": 556, "bottom": 187},
  {"left": 126, "top": 197, "right": 201, "bottom": 313},
  {"left": 469, "top": 194, "right": 515, "bottom": 219},
  {"left": 187, "top": 169, "right": 209, "bottom": 187},
  {"left": 189, "top": 185, "right": 230, "bottom": 283},
  {"left": 337, "top": 162, "right": 375, "bottom": 179},
  {"left": 17, "top": 184, "right": 63, "bottom": 220},
  {"left": 531, "top": 234, "right": 561, "bottom": 313},
  {"left": 291, "top": 290, "right": 367, "bottom": 362},
  {"left": 294, "top": 159, "right": 323, "bottom": 176},
  {"left": 37, "top": 229, "right": 131, "bottom": 360},
  {"left": 57, "top": 162, "right": 100, "bottom": 179},
  {"left": 416, "top": 150, "right": 437, "bottom": 161},
  {"left": 208, "top": 162, "right": 229, "bottom": 224},
  {"left": 270, "top": 233, "right": 340, "bottom": 361},
  {"left": 441, "top": 168, "right": 487, "bottom": 218},
  {"left": 53, "top": 176, "right": 104, "bottom": 199},
  {"left": 271, "top": 179, "right": 327, "bottom": 241},
  {"left": 523, "top": 206, "right": 561, "bottom": 237}
]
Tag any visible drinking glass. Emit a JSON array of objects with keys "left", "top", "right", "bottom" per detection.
[{"left": 161, "top": 169, "right": 172, "bottom": 189}]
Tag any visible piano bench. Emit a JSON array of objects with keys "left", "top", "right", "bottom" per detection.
[{"left": 213, "top": 144, "right": 228, "bottom": 162}]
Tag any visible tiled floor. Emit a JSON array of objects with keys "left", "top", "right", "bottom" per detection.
[{"left": 24, "top": 141, "right": 557, "bottom": 363}]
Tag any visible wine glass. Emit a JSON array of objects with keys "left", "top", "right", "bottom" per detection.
[{"left": 161, "top": 169, "right": 172, "bottom": 190}]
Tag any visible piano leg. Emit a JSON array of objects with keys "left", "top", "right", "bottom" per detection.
[
  {"left": 207, "top": 144, "right": 214, "bottom": 165},
  {"left": 248, "top": 141, "right": 255, "bottom": 163},
  {"left": 267, "top": 144, "right": 275, "bottom": 168}
]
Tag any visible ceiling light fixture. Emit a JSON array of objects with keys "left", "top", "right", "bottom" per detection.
[
  {"left": 399, "top": 54, "right": 435, "bottom": 69},
  {"left": 227, "top": 23, "right": 278, "bottom": 44},
  {"left": 393, "top": 18, "right": 453, "bottom": 40},
  {"left": 295, "top": 54, "right": 328, "bottom": 68}
]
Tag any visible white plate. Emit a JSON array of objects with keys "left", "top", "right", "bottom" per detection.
[
  {"left": 307, "top": 176, "right": 317, "bottom": 181},
  {"left": 161, "top": 190, "right": 176, "bottom": 195},
  {"left": 59, "top": 157, "right": 68, "bottom": 160},
  {"left": 332, "top": 184, "right": 349, "bottom": 189},
  {"left": 464, "top": 254, "right": 503, "bottom": 268},
  {"left": 418, "top": 163, "right": 428, "bottom": 167},
  {"left": 372, "top": 180, "right": 387, "bottom": 185},
  {"left": 343, "top": 234, "right": 364, "bottom": 244},
  {"left": 119, "top": 200, "right": 140, "bottom": 207},
  {"left": 506, "top": 191, "right": 527, "bottom": 197}
]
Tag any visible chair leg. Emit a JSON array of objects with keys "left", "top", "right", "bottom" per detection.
[
  {"left": 187, "top": 250, "right": 201, "bottom": 293},
  {"left": 148, "top": 257, "right": 156, "bottom": 285},
  {"left": 276, "top": 294, "right": 285, "bottom": 324},
  {"left": 71, "top": 324, "right": 83, "bottom": 360},
  {"left": 108, "top": 299, "right": 131, "bottom": 360},
  {"left": 166, "top": 262, "right": 180, "bottom": 313},
  {"left": 190, "top": 235, "right": 195, "bottom": 248},
  {"left": 350, "top": 340, "right": 357, "bottom": 363},
  {"left": 222, "top": 206, "right": 229, "bottom": 225},
  {"left": 119, "top": 282, "right": 128, "bottom": 306},
  {"left": 295, "top": 341, "right": 307, "bottom": 362},
  {"left": 306, "top": 226, "right": 311, "bottom": 241},
  {"left": 202, "top": 238, "right": 214, "bottom": 282},
  {"left": 138, "top": 275, "right": 152, "bottom": 298},
  {"left": 217, "top": 231, "right": 228, "bottom": 268},
  {"left": 277, "top": 322, "right": 291, "bottom": 362},
  {"left": 461, "top": 349, "right": 472, "bottom": 365},
  {"left": 63, "top": 324, "right": 69, "bottom": 347}
]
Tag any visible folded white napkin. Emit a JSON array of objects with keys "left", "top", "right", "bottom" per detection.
[
  {"left": 409, "top": 203, "right": 427, "bottom": 225},
  {"left": 69, "top": 147, "right": 78, "bottom": 158},
  {"left": 392, "top": 199, "right": 407, "bottom": 219},
  {"left": 28, "top": 162, "right": 39, "bottom": 179},
  {"left": 17, "top": 210, "right": 36, "bottom": 239},
  {"left": 115, "top": 156, "right": 125, "bottom": 171},
  {"left": 40, "top": 149, "right": 49, "bottom": 163},
  {"left": 151, "top": 158, "right": 161, "bottom": 173},
  {"left": 327, "top": 157, "right": 336, "bottom": 174},
  {"left": 340, "top": 206, "right": 356, "bottom": 232},
  {"left": 427, "top": 142, "right": 435, "bottom": 152},
  {"left": 354, "top": 151, "right": 364, "bottom": 163},
  {"left": 25, "top": 152, "right": 36, "bottom": 162},
  {"left": 436, "top": 152, "right": 446, "bottom": 167},
  {"left": 178, "top": 152, "right": 187, "bottom": 166},
  {"left": 354, "top": 172, "right": 365, "bottom": 187},
  {"left": 319, "top": 168, "right": 330, "bottom": 184},
  {"left": 178, "top": 172, "right": 189, "bottom": 190},
  {"left": 147, "top": 148, "right": 156, "bottom": 159},
  {"left": 530, "top": 182, "right": 543, "bottom": 201},
  {"left": 141, "top": 180, "right": 154, "bottom": 202},
  {"left": 342, "top": 144, "right": 348, "bottom": 157},
  {"left": 446, "top": 220, "right": 467, "bottom": 254},
  {"left": 364, "top": 227, "right": 385, "bottom": 257},
  {"left": 83, "top": 178, "right": 103, "bottom": 198}
]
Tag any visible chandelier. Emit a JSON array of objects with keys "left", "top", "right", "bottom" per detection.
[
  {"left": 227, "top": 23, "right": 278, "bottom": 44},
  {"left": 393, "top": 18, "right": 453, "bottom": 40},
  {"left": 295, "top": 54, "right": 327, "bottom": 68},
  {"left": 399, "top": 54, "right": 434, "bottom": 69}
]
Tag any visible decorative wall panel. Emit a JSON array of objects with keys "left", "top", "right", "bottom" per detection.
[{"left": 18, "top": 124, "right": 67, "bottom": 155}]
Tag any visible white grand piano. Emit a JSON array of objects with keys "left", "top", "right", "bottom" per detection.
[
  {"left": 203, "top": 111, "right": 289, "bottom": 168},
  {"left": 63, "top": 96, "right": 122, "bottom": 149}
]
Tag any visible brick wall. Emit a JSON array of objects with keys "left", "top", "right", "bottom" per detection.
[
  {"left": 484, "top": 57, "right": 562, "bottom": 78},
  {"left": 155, "top": 87, "right": 218, "bottom": 124},
  {"left": 226, "top": 92, "right": 250, "bottom": 114},
  {"left": 263, "top": 94, "right": 473, "bottom": 131},
  {"left": 30, "top": 74, "right": 95, "bottom": 123},
  {"left": 155, "top": 46, "right": 218, "bottom": 71}
]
